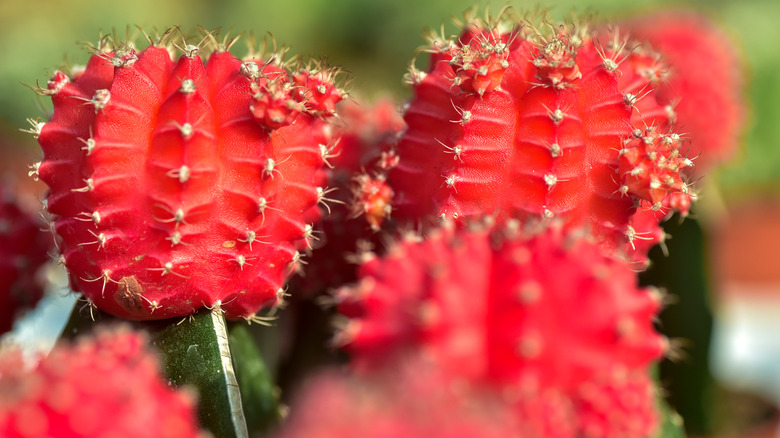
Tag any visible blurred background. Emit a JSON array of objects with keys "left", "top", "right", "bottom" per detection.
[{"left": 1, "top": 0, "right": 779, "bottom": 436}]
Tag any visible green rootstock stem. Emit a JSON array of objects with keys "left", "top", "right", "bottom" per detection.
[
  {"left": 227, "top": 322, "right": 283, "bottom": 435},
  {"left": 641, "top": 215, "right": 717, "bottom": 436},
  {"left": 60, "top": 303, "right": 281, "bottom": 438},
  {"left": 653, "top": 366, "right": 686, "bottom": 438}
]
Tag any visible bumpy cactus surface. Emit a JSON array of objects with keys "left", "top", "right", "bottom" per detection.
[
  {"left": 387, "top": 12, "right": 694, "bottom": 266},
  {"left": 0, "top": 326, "right": 204, "bottom": 438},
  {"left": 32, "top": 32, "right": 344, "bottom": 320},
  {"left": 0, "top": 191, "right": 50, "bottom": 334},
  {"left": 336, "top": 222, "right": 665, "bottom": 437}
]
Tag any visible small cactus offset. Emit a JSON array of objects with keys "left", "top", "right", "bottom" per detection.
[
  {"left": 32, "top": 30, "right": 344, "bottom": 321},
  {"left": 0, "top": 325, "right": 205, "bottom": 438},
  {"left": 386, "top": 11, "right": 695, "bottom": 266},
  {"left": 335, "top": 221, "right": 666, "bottom": 437}
]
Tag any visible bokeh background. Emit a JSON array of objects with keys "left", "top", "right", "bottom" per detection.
[{"left": 2, "top": 0, "right": 779, "bottom": 436}]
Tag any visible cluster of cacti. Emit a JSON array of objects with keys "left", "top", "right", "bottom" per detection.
[
  {"left": 0, "top": 4, "right": 746, "bottom": 438},
  {"left": 0, "top": 326, "right": 203, "bottom": 437}
]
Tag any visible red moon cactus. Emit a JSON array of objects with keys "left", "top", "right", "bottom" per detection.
[{"left": 33, "top": 33, "right": 344, "bottom": 320}]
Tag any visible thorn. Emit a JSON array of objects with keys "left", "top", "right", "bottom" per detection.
[
  {"left": 78, "top": 230, "right": 107, "bottom": 250},
  {"left": 625, "top": 225, "right": 653, "bottom": 250},
  {"left": 71, "top": 178, "right": 95, "bottom": 193},
  {"left": 180, "top": 78, "right": 197, "bottom": 94},
  {"left": 437, "top": 138, "right": 463, "bottom": 162},
  {"left": 74, "top": 210, "right": 101, "bottom": 226},
  {"left": 302, "top": 224, "right": 319, "bottom": 250},
  {"left": 78, "top": 296, "right": 98, "bottom": 321},
  {"left": 262, "top": 155, "right": 291, "bottom": 179},
  {"left": 443, "top": 173, "right": 458, "bottom": 192},
  {"left": 148, "top": 261, "right": 188, "bottom": 278},
  {"left": 166, "top": 230, "right": 184, "bottom": 246},
  {"left": 21, "top": 118, "right": 45, "bottom": 139},
  {"left": 28, "top": 162, "right": 41, "bottom": 181},
  {"left": 317, "top": 186, "right": 345, "bottom": 214},
  {"left": 242, "top": 313, "right": 277, "bottom": 326},
  {"left": 241, "top": 60, "right": 263, "bottom": 80},
  {"left": 78, "top": 137, "right": 97, "bottom": 155},
  {"left": 153, "top": 204, "right": 188, "bottom": 228},
  {"left": 167, "top": 165, "right": 191, "bottom": 183},
  {"left": 139, "top": 295, "right": 162, "bottom": 313},
  {"left": 172, "top": 121, "right": 194, "bottom": 139},
  {"left": 231, "top": 254, "right": 253, "bottom": 270},
  {"left": 319, "top": 139, "right": 341, "bottom": 169},
  {"left": 544, "top": 173, "right": 557, "bottom": 191},
  {"left": 549, "top": 142, "right": 562, "bottom": 158},
  {"left": 84, "top": 89, "right": 110, "bottom": 113},
  {"left": 80, "top": 269, "right": 117, "bottom": 298},
  {"left": 240, "top": 230, "right": 256, "bottom": 250}
]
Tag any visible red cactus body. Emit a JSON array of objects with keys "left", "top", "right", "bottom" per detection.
[
  {"left": 388, "top": 15, "right": 693, "bottom": 265},
  {"left": 273, "top": 366, "right": 518, "bottom": 438},
  {"left": 0, "top": 192, "right": 50, "bottom": 334},
  {"left": 336, "top": 223, "right": 665, "bottom": 437},
  {"left": 33, "top": 35, "right": 343, "bottom": 320},
  {"left": 625, "top": 10, "right": 745, "bottom": 174},
  {"left": 0, "top": 326, "right": 204, "bottom": 438}
]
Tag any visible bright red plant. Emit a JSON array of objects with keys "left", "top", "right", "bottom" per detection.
[
  {"left": 0, "top": 326, "right": 204, "bottom": 438},
  {"left": 385, "top": 12, "right": 694, "bottom": 267},
  {"left": 336, "top": 221, "right": 666, "bottom": 437},
  {"left": 32, "top": 33, "right": 344, "bottom": 320}
]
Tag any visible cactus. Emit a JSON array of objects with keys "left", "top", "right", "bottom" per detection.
[
  {"left": 335, "top": 222, "right": 666, "bottom": 437},
  {"left": 385, "top": 12, "right": 694, "bottom": 267},
  {"left": 0, "top": 325, "right": 204, "bottom": 438},
  {"left": 31, "top": 31, "right": 344, "bottom": 321},
  {"left": 0, "top": 190, "right": 50, "bottom": 334}
]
